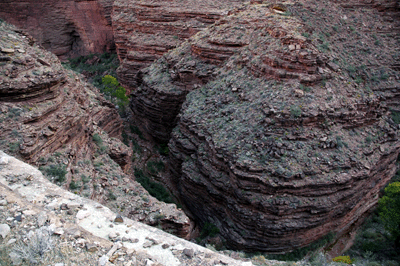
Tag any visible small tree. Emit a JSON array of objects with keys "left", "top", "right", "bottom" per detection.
[
  {"left": 379, "top": 182, "right": 400, "bottom": 248},
  {"left": 101, "top": 75, "right": 129, "bottom": 113}
]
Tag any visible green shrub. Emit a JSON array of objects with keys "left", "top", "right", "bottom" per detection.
[
  {"left": 108, "top": 190, "right": 117, "bottom": 200},
  {"left": 379, "top": 182, "right": 400, "bottom": 246},
  {"left": 102, "top": 75, "right": 129, "bottom": 112},
  {"left": 81, "top": 175, "right": 90, "bottom": 183},
  {"left": 391, "top": 110, "right": 400, "bottom": 124},
  {"left": 156, "top": 143, "right": 169, "bottom": 155},
  {"left": 332, "top": 255, "right": 353, "bottom": 264},
  {"left": 200, "top": 222, "right": 220, "bottom": 239},
  {"left": 69, "top": 180, "right": 80, "bottom": 190},
  {"left": 122, "top": 130, "right": 130, "bottom": 146},
  {"left": 130, "top": 125, "right": 145, "bottom": 140},
  {"left": 8, "top": 142, "right": 20, "bottom": 153},
  {"left": 134, "top": 168, "right": 174, "bottom": 203},
  {"left": 147, "top": 160, "right": 165, "bottom": 174},
  {"left": 132, "top": 138, "right": 142, "bottom": 154},
  {"left": 290, "top": 105, "right": 301, "bottom": 118},
  {"left": 42, "top": 164, "right": 67, "bottom": 183},
  {"left": 92, "top": 133, "right": 103, "bottom": 145}
]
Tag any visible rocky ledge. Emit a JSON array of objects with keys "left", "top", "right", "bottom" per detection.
[
  {"left": 131, "top": 0, "right": 400, "bottom": 253},
  {"left": 0, "top": 151, "right": 265, "bottom": 266}
]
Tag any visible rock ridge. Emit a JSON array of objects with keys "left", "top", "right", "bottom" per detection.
[
  {"left": 130, "top": 0, "right": 400, "bottom": 253},
  {"left": 0, "top": 150, "right": 260, "bottom": 266}
]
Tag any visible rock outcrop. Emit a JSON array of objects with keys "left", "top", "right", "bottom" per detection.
[
  {"left": 131, "top": 0, "right": 400, "bottom": 252},
  {"left": 0, "top": 21, "right": 189, "bottom": 235},
  {"left": 0, "top": 150, "right": 259, "bottom": 266},
  {"left": 0, "top": 0, "right": 115, "bottom": 59},
  {"left": 112, "top": 0, "right": 246, "bottom": 90}
]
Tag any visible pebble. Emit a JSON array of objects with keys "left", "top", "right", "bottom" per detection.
[
  {"left": 67, "top": 202, "right": 81, "bottom": 209},
  {"left": 143, "top": 241, "right": 153, "bottom": 248},
  {"left": 14, "top": 215, "right": 22, "bottom": 222},
  {"left": 0, "top": 199, "right": 7, "bottom": 206},
  {"left": 1, "top": 47, "right": 15, "bottom": 53},
  {"left": 183, "top": 248, "right": 194, "bottom": 258},
  {"left": 37, "top": 211, "right": 48, "bottom": 227},
  {"left": 76, "top": 210, "right": 90, "bottom": 220},
  {"left": 114, "top": 214, "right": 124, "bottom": 223},
  {"left": 108, "top": 232, "right": 117, "bottom": 239},
  {"left": 86, "top": 243, "right": 98, "bottom": 252},
  {"left": 53, "top": 227, "right": 64, "bottom": 235},
  {"left": 0, "top": 156, "right": 9, "bottom": 165},
  {"left": 98, "top": 255, "right": 109, "bottom": 266},
  {"left": 126, "top": 248, "right": 135, "bottom": 255},
  {"left": 7, "top": 238, "right": 16, "bottom": 245},
  {"left": 22, "top": 210, "right": 36, "bottom": 216},
  {"left": 145, "top": 260, "right": 155, "bottom": 266}
]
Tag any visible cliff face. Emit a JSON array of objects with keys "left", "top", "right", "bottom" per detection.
[
  {"left": 131, "top": 0, "right": 400, "bottom": 252},
  {"left": 0, "top": 0, "right": 115, "bottom": 60},
  {"left": 0, "top": 21, "right": 189, "bottom": 236},
  {"left": 112, "top": 0, "right": 246, "bottom": 90}
]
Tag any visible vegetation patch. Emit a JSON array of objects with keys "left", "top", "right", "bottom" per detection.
[
  {"left": 134, "top": 168, "right": 174, "bottom": 203},
  {"left": 41, "top": 164, "right": 67, "bottom": 184}
]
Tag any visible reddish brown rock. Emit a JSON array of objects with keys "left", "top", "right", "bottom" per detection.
[
  {"left": 0, "top": 22, "right": 189, "bottom": 236},
  {"left": 0, "top": 0, "right": 115, "bottom": 59},
  {"left": 112, "top": 0, "right": 246, "bottom": 89},
  {"left": 132, "top": 0, "right": 400, "bottom": 253}
]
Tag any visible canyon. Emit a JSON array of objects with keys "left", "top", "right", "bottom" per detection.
[
  {"left": 0, "top": 21, "right": 189, "bottom": 238},
  {"left": 126, "top": 0, "right": 400, "bottom": 253},
  {"left": 1, "top": 0, "right": 400, "bottom": 258}
]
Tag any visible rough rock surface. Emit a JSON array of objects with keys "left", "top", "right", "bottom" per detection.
[
  {"left": 132, "top": 0, "right": 400, "bottom": 253},
  {"left": 0, "top": 150, "right": 262, "bottom": 266},
  {"left": 112, "top": 0, "right": 246, "bottom": 89},
  {"left": 0, "top": 0, "right": 115, "bottom": 59},
  {"left": 0, "top": 21, "right": 188, "bottom": 236}
]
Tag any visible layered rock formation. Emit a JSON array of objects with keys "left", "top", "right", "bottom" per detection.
[
  {"left": 0, "top": 21, "right": 189, "bottom": 235},
  {"left": 131, "top": 0, "right": 400, "bottom": 252},
  {"left": 112, "top": 0, "right": 246, "bottom": 89},
  {"left": 0, "top": 0, "right": 115, "bottom": 59}
]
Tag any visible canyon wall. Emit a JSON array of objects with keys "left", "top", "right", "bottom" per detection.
[
  {"left": 0, "top": 21, "right": 189, "bottom": 235},
  {"left": 112, "top": 0, "right": 247, "bottom": 90},
  {"left": 0, "top": 0, "right": 115, "bottom": 60},
  {"left": 131, "top": 0, "right": 400, "bottom": 252}
]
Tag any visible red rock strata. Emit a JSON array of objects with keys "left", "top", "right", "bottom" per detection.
[
  {"left": 132, "top": 1, "right": 400, "bottom": 252},
  {"left": 112, "top": 0, "right": 246, "bottom": 89},
  {"left": 0, "top": 22, "right": 189, "bottom": 235},
  {"left": 0, "top": 0, "right": 115, "bottom": 59}
]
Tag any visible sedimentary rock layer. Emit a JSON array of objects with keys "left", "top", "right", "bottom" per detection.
[
  {"left": 0, "top": 0, "right": 115, "bottom": 59},
  {"left": 133, "top": 0, "right": 400, "bottom": 252},
  {"left": 0, "top": 22, "right": 189, "bottom": 234},
  {"left": 112, "top": 0, "right": 246, "bottom": 89}
]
